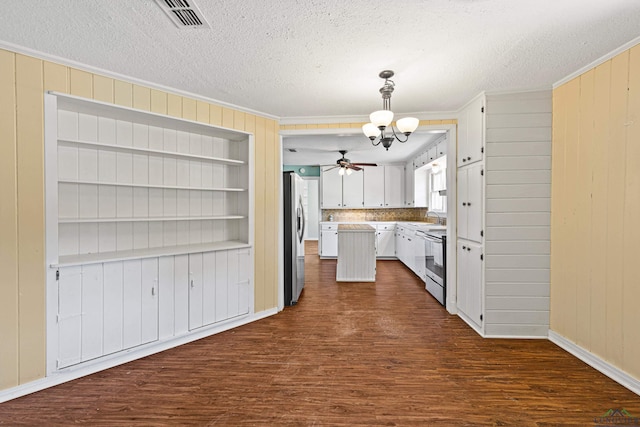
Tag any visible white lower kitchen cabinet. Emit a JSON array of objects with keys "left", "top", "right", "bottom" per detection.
[
  {"left": 456, "top": 240, "right": 483, "bottom": 329},
  {"left": 376, "top": 228, "right": 396, "bottom": 257},
  {"left": 394, "top": 226, "right": 414, "bottom": 271},
  {"left": 320, "top": 225, "right": 339, "bottom": 257},
  {"left": 412, "top": 235, "right": 426, "bottom": 281}
]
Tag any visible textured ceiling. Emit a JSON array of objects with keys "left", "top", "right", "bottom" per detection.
[
  {"left": 2, "top": 0, "right": 639, "bottom": 119},
  {"left": 1, "top": 0, "right": 639, "bottom": 165}
]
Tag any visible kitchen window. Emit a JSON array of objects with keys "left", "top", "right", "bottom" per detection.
[{"left": 428, "top": 162, "right": 446, "bottom": 213}]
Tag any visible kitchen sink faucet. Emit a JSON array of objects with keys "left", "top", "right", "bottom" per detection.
[{"left": 425, "top": 211, "right": 441, "bottom": 225}]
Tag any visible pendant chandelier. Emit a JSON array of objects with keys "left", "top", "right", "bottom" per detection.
[{"left": 362, "top": 70, "right": 419, "bottom": 151}]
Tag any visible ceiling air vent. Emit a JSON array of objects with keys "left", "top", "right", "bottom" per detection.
[{"left": 154, "top": 0, "right": 211, "bottom": 29}]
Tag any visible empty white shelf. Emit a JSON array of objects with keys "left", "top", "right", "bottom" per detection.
[
  {"left": 58, "top": 215, "right": 245, "bottom": 223},
  {"left": 52, "top": 241, "right": 252, "bottom": 267},
  {"left": 58, "top": 138, "right": 245, "bottom": 165},
  {"left": 58, "top": 179, "right": 247, "bottom": 192}
]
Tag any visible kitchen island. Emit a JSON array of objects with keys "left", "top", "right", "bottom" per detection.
[{"left": 336, "top": 224, "right": 376, "bottom": 282}]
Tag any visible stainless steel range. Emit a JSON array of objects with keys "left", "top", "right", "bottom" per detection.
[{"left": 423, "top": 230, "right": 446, "bottom": 306}]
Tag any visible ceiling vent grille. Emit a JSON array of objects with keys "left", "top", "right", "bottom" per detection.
[{"left": 154, "top": 0, "right": 211, "bottom": 29}]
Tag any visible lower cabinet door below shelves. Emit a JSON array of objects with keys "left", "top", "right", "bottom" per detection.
[
  {"left": 56, "top": 249, "right": 251, "bottom": 370},
  {"left": 57, "top": 259, "right": 160, "bottom": 369},
  {"left": 188, "top": 249, "right": 251, "bottom": 331}
]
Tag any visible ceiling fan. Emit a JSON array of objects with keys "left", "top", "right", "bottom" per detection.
[{"left": 325, "top": 150, "right": 377, "bottom": 174}]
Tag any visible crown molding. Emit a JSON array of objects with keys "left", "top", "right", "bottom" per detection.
[
  {"left": 280, "top": 111, "right": 458, "bottom": 125},
  {"left": 484, "top": 87, "right": 552, "bottom": 96},
  {"left": 553, "top": 36, "right": 640, "bottom": 88}
]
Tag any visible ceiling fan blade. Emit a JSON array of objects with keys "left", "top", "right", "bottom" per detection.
[
  {"left": 351, "top": 163, "right": 377, "bottom": 167},
  {"left": 347, "top": 164, "right": 362, "bottom": 171},
  {"left": 323, "top": 165, "right": 339, "bottom": 171}
]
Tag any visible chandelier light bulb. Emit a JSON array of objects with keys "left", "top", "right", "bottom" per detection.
[
  {"left": 346, "top": 168, "right": 353, "bottom": 175},
  {"left": 338, "top": 167, "right": 345, "bottom": 176},
  {"left": 396, "top": 117, "right": 419, "bottom": 135},
  {"left": 369, "top": 110, "right": 394, "bottom": 128},
  {"left": 362, "top": 123, "right": 381, "bottom": 139}
]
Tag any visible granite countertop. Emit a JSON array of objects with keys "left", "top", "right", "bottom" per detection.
[{"left": 322, "top": 220, "right": 447, "bottom": 233}]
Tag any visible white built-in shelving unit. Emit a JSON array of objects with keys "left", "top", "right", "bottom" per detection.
[{"left": 44, "top": 92, "right": 254, "bottom": 372}]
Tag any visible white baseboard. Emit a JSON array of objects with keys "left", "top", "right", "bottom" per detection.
[
  {"left": 456, "top": 311, "right": 484, "bottom": 336},
  {"left": 483, "top": 334, "right": 548, "bottom": 339},
  {"left": 0, "top": 308, "right": 278, "bottom": 404},
  {"left": 548, "top": 330, "right": 640, "bottom": 397}
]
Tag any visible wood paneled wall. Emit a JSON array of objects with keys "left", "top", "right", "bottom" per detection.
[
  {"left": 484, "top": 91, "right": 552, "bottom": 337},
  {"left": 0, "top": 48, "right": 280, "bottom": 391},
  {"left": 551, "top": 43, "right": 640, "bottom": 379}
]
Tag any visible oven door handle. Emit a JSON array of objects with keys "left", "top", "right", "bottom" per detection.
[{"left": 424, "top": 236, "right": 443, "bottom": 244}]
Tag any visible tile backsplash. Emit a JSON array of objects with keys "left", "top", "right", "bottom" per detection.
[{"left": 322, "top": 208, "right": 444, "bottom": 223}]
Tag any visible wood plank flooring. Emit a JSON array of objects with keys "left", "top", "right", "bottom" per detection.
[{"left": 1, "top": 240, "right": 639, "bottom": 426}]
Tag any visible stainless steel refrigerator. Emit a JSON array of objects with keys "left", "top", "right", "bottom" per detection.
[{"left": 283, "top": 171, "right": 305, "bottom": 305}]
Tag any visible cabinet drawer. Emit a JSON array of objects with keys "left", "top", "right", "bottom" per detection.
[
  {"left": 377, "top": 224, "right": 395, "bottom": 231},
  {"left": 321, "top": 224, "right": 338, "bottom": 230}
]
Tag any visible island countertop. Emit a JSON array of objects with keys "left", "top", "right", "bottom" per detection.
[{"left": 337, "top": 224, "right": 375, "bottom": 232}]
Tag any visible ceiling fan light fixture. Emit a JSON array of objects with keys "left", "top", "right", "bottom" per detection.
[
  {"left": 363, "top": 70, "right": 418, "bottom": 150},
  {"left": 346, "top": 167, "right": 353, "bottom": 175},
  {"left": 338, "top": 167, "right": 345, "bottom": 176}
]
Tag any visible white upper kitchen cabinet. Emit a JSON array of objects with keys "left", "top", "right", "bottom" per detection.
[
  {"left": 383, "top": 165, "right": 404, "bottom": 207},
  {"left": 362, "top": 166, "right": 403, "bottom": 208},
  {"left": 342, "top": 169, "right": 364, "bottom": 208},
  {"left": 436, "top": 138, "right": 447, "bottom": 158},
  {"left": 404, "top": 162, "right": 414, "bottom": 207},
  {"left": 363, "top": 166, "right": 385, "bottom": 207},
  {"left": 321, "top": 167, "right": 343, "bottom": 208},
  {"left": 426, "top": 146, "right": 438, "bottom": 163},
  {"left": 457, "top": 162, "right": 483, "bottom": 243},
  {"left": 458, "top": 94, "right": 485, "bottom": 167}
]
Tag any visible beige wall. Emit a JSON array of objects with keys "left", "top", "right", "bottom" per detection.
[
  {"left": 0, "top": 48, "right": 280, "bottom": 391},
  {"left": 551, "top": 43, "right": 640, "bottom": 379}
]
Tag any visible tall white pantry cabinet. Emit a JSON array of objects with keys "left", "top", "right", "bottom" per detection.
[
  {"left": 455, "top": 90, "right": 552, "bottom": 338},
  {"left": 44, "top": 93, "right": 254, "bottom": 372}
]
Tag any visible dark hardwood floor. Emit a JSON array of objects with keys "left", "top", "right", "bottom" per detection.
[{"left": 1, "top": 241, "right": 639, "bottom": 426}]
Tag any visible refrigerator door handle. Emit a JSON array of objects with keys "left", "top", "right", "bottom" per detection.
[{"left": 298, "top": 195, "right": 306, "bottom": 244}]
